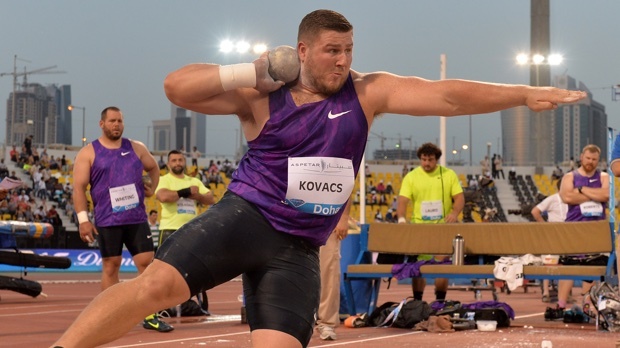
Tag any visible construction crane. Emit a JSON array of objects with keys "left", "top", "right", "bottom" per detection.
[
  {"left": 369, "top": 131, "right": 387, "bottom": 150},
  {"left": 0, "top": 55, "right": 66, "bottom": 146}
]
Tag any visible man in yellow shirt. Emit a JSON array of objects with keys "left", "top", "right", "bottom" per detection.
[
  {"left": 396, "top": 142, "right": 464, "bottom": 301},
  {"left": 156, "top": 149, "right": 215, "bottom": 314}
]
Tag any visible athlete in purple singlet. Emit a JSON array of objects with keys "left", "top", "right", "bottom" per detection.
[
  {"left": 55, "top": 10, "right": 587, "bottom": 348},
  {"left": 554, "top": 144, "right": 609, "bottom": 317},
  {"left": 71, "top": 106, "right": 173, "bottom": 333}
]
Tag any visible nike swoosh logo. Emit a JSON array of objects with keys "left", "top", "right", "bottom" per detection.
[
  {"left": 589, "top": 179, "right": 598, "bottom": 182},
  {"left": 121, "top": 152, "right": 130, "bottom": 156},
  {"left": 146, "top": 321, "right": 159, "bottom": 329},
  {"left": 328, "top": 110, "right": 352, "bottom": 119}
]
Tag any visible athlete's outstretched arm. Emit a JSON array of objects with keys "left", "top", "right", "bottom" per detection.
[{"left": 357, "top": 71, "right": 587, "bottom": 118}]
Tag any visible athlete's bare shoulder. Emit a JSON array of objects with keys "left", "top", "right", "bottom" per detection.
[{"left": 75, "top": 142, "right": 95, "bottom": 164}]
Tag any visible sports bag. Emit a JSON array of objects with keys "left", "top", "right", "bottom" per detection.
[{"left": 366, "top": 297, "right": 432, "bottom": 328}]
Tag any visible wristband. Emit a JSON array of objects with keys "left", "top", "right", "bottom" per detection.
[
  {"left": 398, "top": 217, "right": 406, "bottom": 224},
  {"left": 177, "top": 188, "right": 192, "bottom": 198},
  {"left": 219, "top": 63, "right": 256, "bottom": 91},
  {"left": 77, "top": 211, "right": 89, "bottom": 224}
]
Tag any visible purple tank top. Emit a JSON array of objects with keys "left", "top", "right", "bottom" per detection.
[
  {"left": 228, "top": 74, "right": 368, "bottom": 246},
  {"left": 90, "top": 138, "right": 147, "bottom": 226},
  {"left": 566, "top": 170, "right": 606, "bottom": 221}
]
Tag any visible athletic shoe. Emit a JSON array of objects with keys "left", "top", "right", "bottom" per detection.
[
  {"left": 563, "top": 306, "right": 589, "bottom": 324},
  {"left": 143, "top": 314, "right": 174, "bottom": 332},
  {"left": 544, "top": 306, "right": 565, "bottom": 321},
  {"left": 318, "top": 326, "right": 337, "bottom": 340}
]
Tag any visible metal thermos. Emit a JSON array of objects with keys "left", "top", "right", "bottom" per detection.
[{"left": 453, "top": 234, "right": 464, "bottom": 265}]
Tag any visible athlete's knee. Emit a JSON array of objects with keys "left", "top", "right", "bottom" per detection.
[
  {"left": 101, "top": 257, "right": 122, "bottom": 275},
  {"left": 135, "top": 262, "right": 189, "bottom": 305}
]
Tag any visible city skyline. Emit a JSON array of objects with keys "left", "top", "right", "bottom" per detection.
[{"left": 1, "top": 1, "right": 618, "bottom": 163}]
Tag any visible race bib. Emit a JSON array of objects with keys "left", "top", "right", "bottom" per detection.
[
  {"left": 177, "top": 198, "right": 196, "bottom": 215},
  {"left": 109, "top": 184, "right": 139, "bottom": 213},
  {"left": 421, "top": 200, "right": 443, "bottom": 221},
  {"left": 285, "top": 157, "right": 354, "bottom": 216},
  {"left": 579, "top": 201, "right": 603, "bottom": 217}
]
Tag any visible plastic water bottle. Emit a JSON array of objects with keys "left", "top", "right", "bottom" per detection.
[
  {"left": 453, "top": 234, "right": 464, "bottom": 265},
  {"left": 176, "top": 304, "right": 182, "bottom": 318}
]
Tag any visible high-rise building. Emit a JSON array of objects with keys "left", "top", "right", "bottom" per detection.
[
  {"left": 5, "top": 83, "right": 57, "bottom": 147},
  {"left": 152, "top": 104, "right": 206, "bottom": 153},
  {"left": 46, "top": 84, "right": 72, "bottom": 145},
  {"left": 552, "top": 75, "right": 607, "bottom": 164},
  {"left": 501, "top": 74, "right": 607, "bottom": 166}
]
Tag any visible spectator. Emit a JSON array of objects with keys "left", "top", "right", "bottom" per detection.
[
  {"left": 0, "top": 159, "right": 8, "bottom": 178},
  {"left": 373, "top": 208, "right": 383, "bottom": 222},
  {"left": 18, "top": 190, "right": 30, "bottom": 203},
  {"left": 385, "top": 208, "right": 395, "bottom": 222},
  {"left": 47, "top": 205, "right": 63, "bottom": 227},
  {"left": 480, "top": 156, "right": 490, "bottom": 176},
  {"left": 34, "top": 205, "right": 47, "bottom": 222},
  {"left": 508, "top": 167, "right": 517, "bottom": 181},
  {"left": 24, "top": 135, "right": 33, "bottom": 156},
  {"left": 10, "top": 146, "right": 18, "bottom": 162},
  {"left": 494, "top": 155, "right": 505, "bottom": 179},
  {"left": 190, "top": 146, "right": 201, "bottom": 167},
  {"left": 316, "top": 206, "right": 355, "bottom": 341},
  {"left": 61, "top": 154, "right": 68, "bottom": 173},
  {"left": 551, "top": 166, "right": 563, "bottom": 181},
  {"left": 375, "top": 180, "right": 385, "bottom": 193}
]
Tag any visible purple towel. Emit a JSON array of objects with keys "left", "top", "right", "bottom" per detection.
[
  {"left": 460, "top": 301, "right": 515, "bottom": 319},
  {"left": 391, "top": 259, "right": 452, "bottom": 280}
]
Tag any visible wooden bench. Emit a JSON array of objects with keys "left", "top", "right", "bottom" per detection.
[{"left": 343, "top": 220, "right": 617, "bottom": 315}]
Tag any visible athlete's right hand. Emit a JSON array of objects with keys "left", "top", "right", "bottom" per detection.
[
  {"left": 253, "top": 53, "right": 285, "bottom": 93},
  {"left": 79, "top": 221, "right": 98, "bottom": 244}
]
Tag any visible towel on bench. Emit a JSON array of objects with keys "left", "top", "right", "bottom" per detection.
[
  {"left": 493, "top": 255, "right": 541, "bottom": 291},
  {"left": 392, "top": 259, "right": 452, "bottom": 280}
]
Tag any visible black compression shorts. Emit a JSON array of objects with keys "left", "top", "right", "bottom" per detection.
[
  {"left": 155, "top": 191, "right": 320, "bottom": 346},
  {"left": 95, "top": 222, "right": 154, "bottom": 258}
]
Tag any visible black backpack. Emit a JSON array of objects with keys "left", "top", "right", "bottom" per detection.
[
  {"left": 432, "top": 300, "right": 511, "bottom": 328},
  {"left": 366, "top": 297, "right": 432, "bottom": 328}
]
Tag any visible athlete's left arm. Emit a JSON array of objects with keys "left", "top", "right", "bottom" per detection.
[
  {"left": 354, "top": 71, "right": 586, "bottom": 120},
  {"left": 334, "top": 199, "right": 352, "bottom": 240},
  {"left": 580, "top": 172, "right": 610, "bottom": 203},
  {"left": 132, "top": 140, "right": 159, "bottom": 197},
  {"left": 447, "top": 192, "right": 464, "bottom": 223}
]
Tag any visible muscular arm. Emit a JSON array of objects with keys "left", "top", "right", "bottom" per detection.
[
  {"left": 580, "top": 172, "right": 610, "bottom": 203},
  {"left": 72, "top": 146, "right": 98, "bottom": 242},
  {"left": 559, "top": 172, "right": 609, "bottom": 204},
  {"left": 156, "top": 188, "right": 181, "bottom": 203},
  {"left": 164, "top": 53, "right": 283, "bottom": 118},
  {"left": 355, "top": 71, "right": 587, "bottom": 120},
  {"left": 446, "top": 192, "right": 464, "bottom": 223},
  {"left": 193, "top": 190, "right": 215, "bottom": 206},
  {"left": 72, "top": 146, "right": 93, "bottom": 215},
  {"left": 396, "top": 195, "right": 410, "bottom": 223},
  {"left": 132, "top": 140, "right": 159, "bottom": 197}
]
